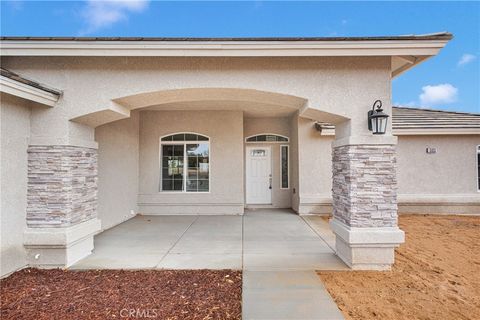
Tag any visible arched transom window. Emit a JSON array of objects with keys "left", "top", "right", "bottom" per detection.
[
  {"left": 245, "top": 134, "right": 289, "bottom": 143},
  {"left": 160, "top": 133, "right": 210, "bottom": 192}
]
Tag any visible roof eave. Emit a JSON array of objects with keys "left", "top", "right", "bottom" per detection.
[{"left": 0, "top": 38, "right": 451, "bottom": 59}]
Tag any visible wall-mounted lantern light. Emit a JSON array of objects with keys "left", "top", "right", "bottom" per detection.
[{"left": 368, "top": 100, "right": 389, "bottom": 135}]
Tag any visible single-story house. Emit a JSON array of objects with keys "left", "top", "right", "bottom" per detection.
[{"left": 1, "top": 33, "right": 479, "bottom": 278}]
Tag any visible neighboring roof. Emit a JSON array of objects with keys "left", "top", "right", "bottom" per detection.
[
  {"left": 391, "top": 106, "right": 480, "bottom": 134},
  {"left": 0, "top": 32, "right": 453, "bottom": 42},
  {"left": 317, "top": 106, "right": 480, "bottom": 135},
  {"left": 0, "top": 68, "right": 61, "bottom": 96}
]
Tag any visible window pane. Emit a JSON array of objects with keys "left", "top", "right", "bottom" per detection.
[
  {"left": 161, "top": 135, "right": 173, "bottom": 141},
  {"left": 173, "top": 179, "right": 183, "bottom": 191},
  {"left": 161, "top": 145, "right": 184, "bottom": 191},
  {"left": 187, "top": 167, "right": 198, "bottom": 179},
  {"left": 172, "top": 133, "right": 185, "bottom": 141},
  {"left": 186, "top": 179, "right": 198, "bottom": 192},
  {"left": 162, "top": 145, "right": 174, "bottom": 156},
  {"left": 162, "top": 179, "right": 173, "bottom": 191},
  {"left": 278, "top": 136, "right": 288, "bottom": 142},
  {"left": 256, "top": 135, "right": 266, "bottom": 141},
  {"left": 281, "top": 146, "right": 289, "bottom": 188},
  {"left": 187, "top": 144, "right": 209, "bottom": 156},
  {"left": 173, "top": 145, "right": 184, "bottom": 156},
  {"left": 198, "top": 180, "right": 209, "bottom": 192},
  {"left": 197, "top": 135, "right": 209, "bottom": 141},
  {"left": 185, "top": 143, "right": 209, "bottom": 192},
  {"left": 185, "top": 133, "right": 198, "bottom": 141},
  {"left": 266, "top": 135, "right": 277, "bottom": 141},
  {"left": 246, "top": 136, "right": 256, "bottom": 142}
]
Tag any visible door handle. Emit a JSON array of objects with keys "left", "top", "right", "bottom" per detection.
[{"left": 269, "top": 177, "right": 272, "bottom": 189}]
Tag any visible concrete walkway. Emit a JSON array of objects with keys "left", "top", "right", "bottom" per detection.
[{"left": 72, "top": 209, "right": 346, "bottom": 319}]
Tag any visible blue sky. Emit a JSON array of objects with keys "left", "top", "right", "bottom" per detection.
[{"left": 1, "top": 1, "right": 479, "bottom": 113}]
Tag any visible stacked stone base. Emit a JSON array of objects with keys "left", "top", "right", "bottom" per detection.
[
  {"left": 331, "top": 142, "right": 404, "bottom": 270},
  {"left": 25, "top": 145, "right": 99, "bottom": 268}
]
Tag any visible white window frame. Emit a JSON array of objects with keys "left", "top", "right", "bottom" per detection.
[
  {"left": 159, "top": 132, "right": 210, "bottom": 193},
  {"left": 280, "top": 144, "right": 290, "bottom": 189},
  {"left": 245, "top": 133, "right": 289, "bottom": 143}
]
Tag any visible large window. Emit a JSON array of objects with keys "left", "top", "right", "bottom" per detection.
[
  {"left": 280, "top": 145, "right": 289, "bottom": 189},
  {"left": 160, "top": 133, "right": 209, "bottom": 192}
]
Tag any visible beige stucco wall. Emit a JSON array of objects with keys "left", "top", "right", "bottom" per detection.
[
  {"left": 0, "top": 93, "right": 30, "bottom": 277},
  {"left": 290, "top": 113, "right": 300, "bottom": 212},
  {"left": 244, "top": 117, "right": 292, "bottom": 208},
  {"left": 95, "top": 111, "right": 140, "bottom": 230},
  {"left": 0, "top": 56, "right": 392, "bottom": 146},
  {"left": 396, "top": 135, "right": 480, "bottom": 214},
  {"left": 297, "top": 117, "right": 333, "bottom": 214},
  {"left": 291, "top": 132, "right": 480, "bottom": 215},
  {"left": 138, "top": 110, "right": 244, "bottom": 214}
]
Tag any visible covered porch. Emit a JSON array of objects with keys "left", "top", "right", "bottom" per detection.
[{"left": 72, "top": 209, "right": 348, "bottom": 270}]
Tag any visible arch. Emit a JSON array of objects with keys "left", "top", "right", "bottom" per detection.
[
  {"left": 245, "top": 133, "right": 289, "bottom": 143},
  {"left": 71, "top": 87, "right": 349, "bottom": 128},
  {"left": 160, "top": 132, "right": 209, "bottom": 142}
]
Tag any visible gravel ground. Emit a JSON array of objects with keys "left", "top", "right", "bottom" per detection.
[
  {"left": 318, "top": 215, "right": 480, "bottom": 320},
  {"left": 1, "top": 268, "right": 242, "bottom": 320}
]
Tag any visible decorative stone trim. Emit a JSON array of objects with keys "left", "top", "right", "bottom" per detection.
[
  {"left": 27, "top": 145, "right": 98, "bottom": 228},
  {"left": 332, "top": 144, "right": 397, "bottom": 228}
]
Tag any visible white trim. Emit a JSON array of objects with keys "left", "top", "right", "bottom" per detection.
[
  {"left": 245, "top": 133, "right": 289, "bottom": 143},
  {"left": 24, "top": 218, "right": 101, "bottom": 247},
  {"left": 160, "top": 131, "right": 210, "bottom": 141},
  {"left": 245, "top": 145, "right": 272, "bottom": 205},
  {"left": 0, "top": 39, "right": 449, "bottom": 58},
  {"left": 279, "top": 144, "right": 290, "bottom": 189},
  {"left": 159, "top": 133, "right": 211, "bottom": 193},
  {"left": 393, "top": 128, "right": 480, "bottom": 135},
  {"left": 0, "top": 75, "right": 59, "bottom": 107}
]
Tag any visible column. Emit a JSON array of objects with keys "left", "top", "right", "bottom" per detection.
[
  {"left": 330, "top": 136, "right": 404, "bottom": 270},
  {"left": 24, "top": 144, "right": 101, "bottom": 267}
]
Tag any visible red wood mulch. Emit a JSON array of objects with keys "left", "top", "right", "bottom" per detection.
[{"left": 0, "top": 268, "right": 242, "bottom": 320}]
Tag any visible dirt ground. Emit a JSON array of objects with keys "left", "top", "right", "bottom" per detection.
[
  {"left": 0, "top": 269, "right": 242, "bottom": 320},
  {"left": 318, "top": 215, "right": 480, "bottom": 320}
]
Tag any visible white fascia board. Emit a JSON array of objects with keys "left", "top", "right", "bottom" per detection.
[
  {"left": 0, "top": 39, "right": 449, "bottom": 57},
  {"left": 393, "top": 128, "right": 480, "bottom": 135},
  {"left": 0, "top": 75, "right": 59, "bottom": 107}
]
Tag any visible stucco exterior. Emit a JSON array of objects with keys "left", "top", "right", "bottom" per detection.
[
  {"left": 95, "top": 111, "right": 140, "bottom": 230},
  {"left": 1, "top": 34, "right": 463, "bottom": 274},
  {"left": 139, "top": 110, "right": 244, "bottom": 214},
  {"left": 396, "top": 135, "right": 480, "bottom": 214},
  {"left": 0, "top": 93, "right": 30, "bottom": 276}
]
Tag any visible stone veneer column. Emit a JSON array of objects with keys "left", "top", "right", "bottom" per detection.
[
  {"left": 24, "top": 145, "right": 101, "bottom": 268},
  {"left": 330, "top": 140, "right": 404, "bottom": 270}
]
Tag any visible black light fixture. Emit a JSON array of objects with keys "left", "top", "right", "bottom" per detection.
[{"left": 368, "top": 100, "right": 389, "bottom": 135}]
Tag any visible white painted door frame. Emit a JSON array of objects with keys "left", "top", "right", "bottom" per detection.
[{"left": 246, "top": 146, "right": 272, "bottom": 204}]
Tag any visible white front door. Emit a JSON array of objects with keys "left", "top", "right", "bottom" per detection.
[{"left": 246, "top": 146, "right": 272, "bottom": 204}]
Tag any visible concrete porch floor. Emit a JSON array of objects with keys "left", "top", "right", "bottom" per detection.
[{"left": 71, "top": 209, "right": 347, "bottom": 271}]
